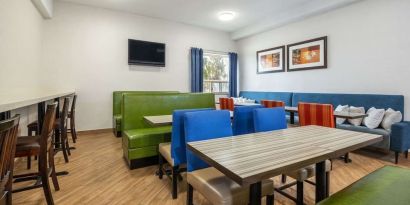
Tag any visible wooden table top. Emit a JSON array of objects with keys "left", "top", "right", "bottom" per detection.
[
  {"left": 284, "top": 106, "right": 368, "bottom": 119},
  {"left": 144, "top": 111, "right": 234, "bottom": 126},
  {"left": 187, "top": 125, "right": 382, "bottom": 186}
]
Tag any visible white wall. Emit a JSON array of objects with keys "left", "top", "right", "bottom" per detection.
[
  {"left": 237, "top": 0, "right": 410, "bottom": 120},
  {"left": 41, "top": 2, "right": 237, "bottom": 130},
  {"left": 0, "top": 0, "right": 45, "bottom": 134}
]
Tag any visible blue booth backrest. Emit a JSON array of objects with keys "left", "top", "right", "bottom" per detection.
[
  {"left": 239, "top": 91, "right": 293, "bottom": 106},
  {"left": 292, "top": 92, "right": 405, "bottom": 118}
]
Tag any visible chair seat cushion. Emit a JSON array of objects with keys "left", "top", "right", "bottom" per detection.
[
  {"left": 159, "top": 142, "right": 174, "bottom": 166},
  {"left": 15, "top": 136, "right": 40, "bottom": 155},
  {"left": 124, "top": 126, "right": 172, "bottom": 149},
  {"left": 187, "top": 167, "right": 274, "bottom": 205},
  {"left": 286, "top": 160, "right": 332, "bottom": 181}
]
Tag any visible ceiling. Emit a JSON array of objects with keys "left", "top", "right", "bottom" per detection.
[{"left": 58, "top": 0, "right": 361, "bottom": 40}]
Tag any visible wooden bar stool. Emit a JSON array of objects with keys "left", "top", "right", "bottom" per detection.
[
  {"left": 0, "top": 115, "right": 20, "bottom": 205},
  {"left": 13, "top": 103, "right": 60, "bottom": 205}
]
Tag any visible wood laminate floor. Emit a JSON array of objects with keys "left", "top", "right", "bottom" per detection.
[{"left": 13, "top": 131, "right": 410, "bottom": 205}]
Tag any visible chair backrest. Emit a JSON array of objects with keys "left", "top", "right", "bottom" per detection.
[
  {"left": 219, "top": 97, "right": 234, "bottom": 111},
  {"left": 60, "top": 98, "right": 70, "bottom": 140},
  {"left": 70, "top": 95, "right": 77, "bottom": 120},
  {"left": 39, "top": 103, "right": 57, "bottom": 175},
  {"left": 261, "top": 100, "right": 285, "bottom": 108},
  {"left": 232, "top": 105, "right": 264, "bottom": 136},
  {"left": 171, "top": 108, "right": 214, "bottom": 166},
  {"left": 184, "top": 110, "right": 232, "bottom": 172},
  {"left": 298, "top": 102, "right": 335, "bottom": 128},
  {"left": 253, "top": 107, "right": 287, "bottom": 132},
  {"left": 0, "top": 115, "right": 20, "bottom": 204}
]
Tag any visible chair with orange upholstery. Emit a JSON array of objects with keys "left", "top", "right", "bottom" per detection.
[
  {"left": 260, "top": 100, "right": 285, "bottom": 108},
  {"left": 219, "top": 97, "right": 234, "bottom": 111},
  {"left": 298, "top": 102, "right": 335, "bottom": 128}
]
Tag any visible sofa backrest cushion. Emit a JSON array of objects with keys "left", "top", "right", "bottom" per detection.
[
  {"left": 239, "top": 91, "right": 293, "bottom": 106},
  {"left": 113, "top": 91, "right": 179, "bottom": 116},
  {"left": 292, "top": 92, "right": 404, "bottom": 118},
  {"left": 122, "top": 93, "right": 215, "bottom": 130}
]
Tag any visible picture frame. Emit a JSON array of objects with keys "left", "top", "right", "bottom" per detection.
[
  {"left": 256, "top": 45, "right": 285, "bottom": 74},
  {"left": 287, "top": 36, "right": 327, "bottom": 72}
]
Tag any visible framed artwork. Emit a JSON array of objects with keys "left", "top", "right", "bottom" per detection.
[
  {"left": 287, "top": 36, "right": 327, "bottom": 72},
  {"left": 257, "top": 45, "right": 285, "bottom": 74}
]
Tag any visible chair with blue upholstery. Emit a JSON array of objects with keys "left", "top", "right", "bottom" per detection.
[
  {"left": 158, "top": 108, "right": 213, "bottom": 199},
  {"left": 184, "top": 110, "right": 274, "bottom": 205},
  {"left": 253, "top": 107, "right": 331, "bottom": 205},
  {"left": 232, "top": 105, "right": 264, "bottom": 136}
]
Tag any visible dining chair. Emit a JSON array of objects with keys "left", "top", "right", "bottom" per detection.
[
  {"left": 260, "top": 100, "right": 285, "bottom": 108},
  {"left": 54, "top": 97, "right": 71, "bottom": 163},
  {"left": 298, "top": 102, "right": 335, "bottom": 128},
  {"left": 253, "top": 106, "right": 331, "bottom": 205},
  {"left": 232, "top": 105, "right": 263, "bottom": 136},
  {"left": 0, "top": 115, "right": 20, "bottom": 205},
  {"left": 13, "top": 103, "right": 60, "bottom": 205},
  {"left": 67, "top": 95, "right": 78, "bottom": 143},
  {"left": 184, "top": 110, "right": 274, "bottom": 205},
  {"left": 157, "top": 108, "right": 213, "bottom": 199},
  {"left": 219, "top": 97, "right": 234, "bottom": 111}
]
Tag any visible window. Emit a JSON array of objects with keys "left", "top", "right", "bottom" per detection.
[{"left": 203, "top": 52, "right": 230, "bottom": 94}]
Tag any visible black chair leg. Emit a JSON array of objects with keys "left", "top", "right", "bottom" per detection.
[
  {"left": 172, "top": 166, "right": 179, "bottom": 199},
  {"left": 281, "top": 174, "right": 287, "bottom": 183},
  {"left": 266, "top": 194, "right": 274, "bottom": 205},
  {"left": 41, "top": 174, "right": 55, "bottom": 205},
  {"left": 27, "top": 156, "right": 31, "bottom": 170},
  {"left": 187, "top": 183, "right": 193, "bottom": 205},
  {"left": 405, "top": 150, "right": 409, "bottom": 159},
  {"left": 158, "top": 155, "right": 164, "bottom": 179},
  {"left": 296, "top": 181, "right": 304, "bottom": 205},
  {"left": 395, "top": 151, "right": 399, "bottom": 164},
  {"left": 326, "top": 172, "right": 330, "bottom": 197}
]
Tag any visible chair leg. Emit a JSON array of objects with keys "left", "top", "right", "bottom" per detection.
[
  {"left": 326, "top": 172, "right": 330, "bottom": 197},
  {"left": 27, "top": 156, "right": 31, "bottom": 170},
  {"left": 405, "top": 150, "right": 409, "bottom": 159},
  {"left": 66, "top": 140, "right": 71, "bottom": 156},
  {"left": 60, "top": 137, "right": 69, "bottom": 163},
  {"left": 172, "top": 166, "right": 179, "bottom": 199},
  {"left": 281, "top": 174, "right": 287, "bottom": 184},
  {"left": 41, "top": 173, "right": 55, "bottom": 205},
  {"left": 49, "top": 157, "right": 60, "bottom": 191},
  {"left": 395, "top": 151, "right": 399, "bottom": 164},
  {"left": 187, "top": 183, "right": 193, "bottom": 205},
  {"left": 296, "top": 181, "right": 304, "bottom": 205},
  {"left": 158, "top": 155, "right": 164, "bottom": 179},
  {"left": 266, "top": 194, "right": 274, "bottom": 205}
]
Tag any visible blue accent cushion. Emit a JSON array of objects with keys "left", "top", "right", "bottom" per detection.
[
  {"left": 184, "top": 110, "right": 233, "bottom": 172},
  {"left": 239, "top": 91, "right": 293, "bottom": 106},
  {"left": 253, "top": 107, "right": 288, "bottom": 132},
  {"left": 232, "top": 105, "right": 264, "bottom": 136},
  {"left": 171, "top": 108, "right": 213, "bottom": 166}
]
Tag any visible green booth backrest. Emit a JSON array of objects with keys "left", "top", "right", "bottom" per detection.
[
  {"left": 122, "top": 93, "right": 215, "bottom": 131},
  {"left": 113, "top": 91, "right": 179, "bottom": 116}
]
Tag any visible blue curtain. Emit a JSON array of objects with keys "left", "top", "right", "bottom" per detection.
[
  {"left": 190, "top": 48, "right": 203, "bottom": 92},
  {"left": 229, "top": 52, "right": 238, "bottom": 97}
]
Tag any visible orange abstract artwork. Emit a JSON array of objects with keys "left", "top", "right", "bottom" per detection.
[
  {"left": 261, "top": 53, "right": 280, "bottom": 68},
  {"left": 292, "top": 45, "right": 320, "bottom": 65}
]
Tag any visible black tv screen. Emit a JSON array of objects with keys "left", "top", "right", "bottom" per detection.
[{"left": 128, "top": 39, "right": 165, "bottom": 66}]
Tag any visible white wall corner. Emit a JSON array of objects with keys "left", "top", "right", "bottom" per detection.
[{"left": 31, "top": 0, "right": 53, "bottom": 19}]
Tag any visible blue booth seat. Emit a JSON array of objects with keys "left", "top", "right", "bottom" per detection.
[{"left": 232, "top": 105, "right": 264, "bottom": 136}]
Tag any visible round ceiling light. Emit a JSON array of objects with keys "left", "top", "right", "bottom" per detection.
[{"left": 218, "top": 11, "right": 235, "bottom": 21}]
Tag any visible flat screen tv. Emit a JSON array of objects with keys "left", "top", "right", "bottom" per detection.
[{"left": 128, "top": 39, "right": 165, "bottom": 67}]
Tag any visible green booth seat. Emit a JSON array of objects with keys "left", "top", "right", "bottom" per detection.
[
  {"left": 113, "top": 91, "right": 178, "bottom": 137},
  {"left": 318, "top": 166, "right": 410, "bottom": 205},
  {"left": 122, "top": 93, "right": 215, "bottom": 169}
]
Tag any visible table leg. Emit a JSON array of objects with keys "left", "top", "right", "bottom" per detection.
[
  {"left": 249, "top": 181, "right": 262, "bottom": 205},
  {"left": 290, "top": 112, "right": 295, "bottom": 124},
  {"left": 37, "top": 102, "right": 46, "bottom": 134},
  {"left": 315, "top": 161, "right": 327, "bottom": 203}
]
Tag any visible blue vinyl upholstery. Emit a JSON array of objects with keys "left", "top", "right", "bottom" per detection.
[
  {"left": 171, "top": 108, "right": 213, "bottom": 166},
  {"left": 232, "top": 105, "right": 264, "bottom": 136},
  {"left": 184, "top": 110, "right": 233, "bottom": 172},
  {"left": 239, "top": 91, "right": 293, "bottom": 105},
  {"left": 253, "top": 107, "right": 288, "bottom": 132}
]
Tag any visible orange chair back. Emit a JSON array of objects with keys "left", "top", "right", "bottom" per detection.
[
  {"left": 219, "top": 98, "right": 234, "bottom": 111},
  {"left": 298, "top": 102, "right": 335, "bottom": 128},
  {"left": 261, "top": 100, "right": 285, "bottom": 108}
]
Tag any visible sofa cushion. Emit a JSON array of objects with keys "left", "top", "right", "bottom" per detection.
[
  {"left": 363, "top": 107, "right": 385, "bottom": 129},
  {"left": 347, "top": 106, "right": 365, "bottom": 126},
  {"left": 335, "top": 105, "right": 349, "bottom": 124},
  {"left": 336, "top": 124, "right": 390, "bottom": 150},
  {"left": 381, "top": 108, "right": 403, "bottom": 130},
  {"left": 123, "top": 126, "right": 172, "bottom": 149}
]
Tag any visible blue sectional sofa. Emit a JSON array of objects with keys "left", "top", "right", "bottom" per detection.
[{"left": 239, "top": 91, "right": 410, "bottom": 163}]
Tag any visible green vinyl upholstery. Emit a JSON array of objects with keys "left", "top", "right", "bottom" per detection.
[
  {"left": 122, "top": 93, "right": 215, "bottom": 169},
  {"left": 112, "top": 91, "right": 178, "bottom": 137},
  {"left": 318, "top": 166, "right": 410, "bottom": 205}
]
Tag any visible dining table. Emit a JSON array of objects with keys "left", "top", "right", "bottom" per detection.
[{"left": 187, "top": 125, "right": 382, "bottom": 205}]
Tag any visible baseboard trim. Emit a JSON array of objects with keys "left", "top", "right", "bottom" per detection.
[{"left": 77, "top": 128, "right": 113, "bottom": 135}]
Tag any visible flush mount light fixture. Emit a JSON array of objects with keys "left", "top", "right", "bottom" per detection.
[{"left": 218, "top": 11, "right": 236, "bottom": 21}]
